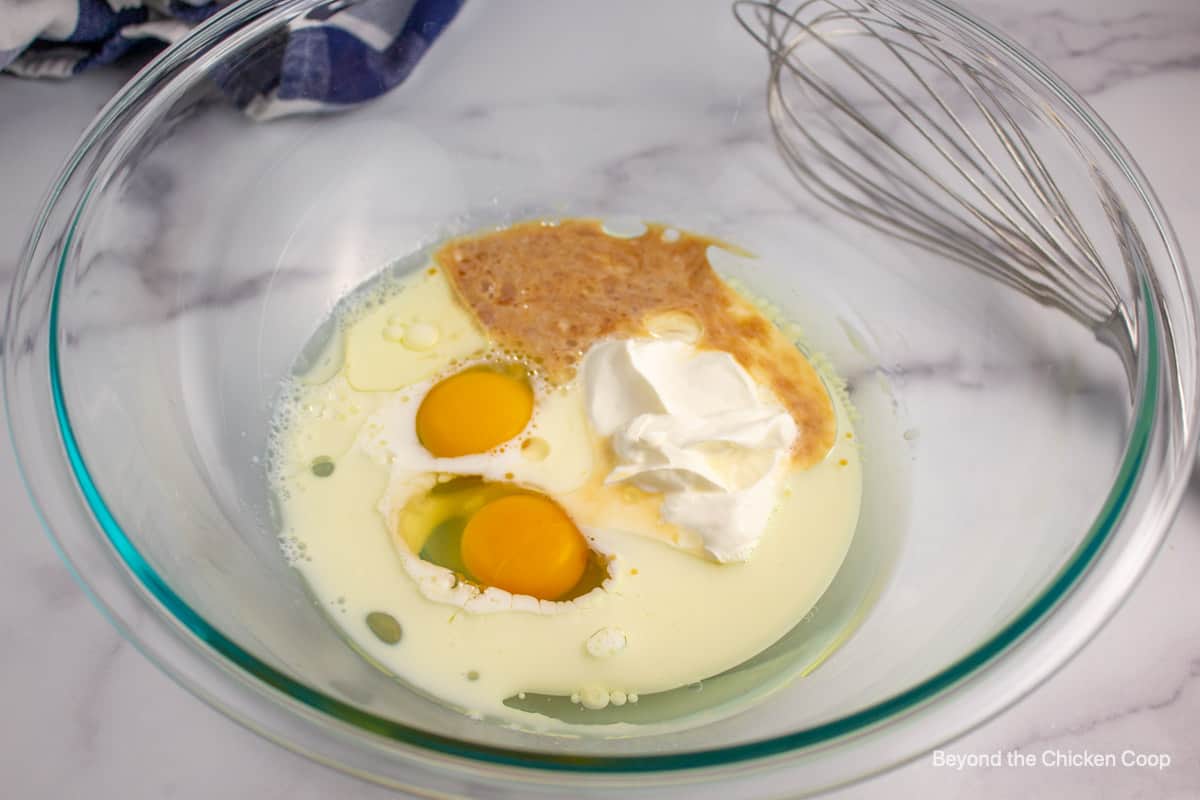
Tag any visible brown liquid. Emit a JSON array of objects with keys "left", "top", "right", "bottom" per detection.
[{"left": 436, "top": 219, "right": 836, "bottom": 467}]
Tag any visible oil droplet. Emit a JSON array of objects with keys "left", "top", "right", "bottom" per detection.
[
  {"left": 467, "top": 670, "right": 480, "bottom": 681},
  {"left": 366, "top": 612, "right": 402, "bottom": 645},
  {"left": 311, "top": 456, "right": 335, "bottom": 478},
  {"left": 404, "top": 322, "right": 439, "bottom": 351}
]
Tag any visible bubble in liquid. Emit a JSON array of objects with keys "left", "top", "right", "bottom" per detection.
[
  {"left": 586, "top": 627, "right": 628, "bottom": 658},
  {"left": 601, "top": 217, "right": 647, "bottom": 239},
  {"left": 579, "top": 686, "right": 610, "bottom": 710},
  {"left": 520, "top": 437, "right": 550, "bottom": 462},
  {"left": 645, "top": 310, "right": 702, "bottom": 343}
]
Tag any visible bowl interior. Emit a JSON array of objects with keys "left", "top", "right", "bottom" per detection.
[{"left": 22, "top": 0, "right": 1170, "bottom": 771}]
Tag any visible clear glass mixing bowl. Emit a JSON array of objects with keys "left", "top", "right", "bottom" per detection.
[{"left": 5, "top": 0, "right": 1197, "bottom": 796}]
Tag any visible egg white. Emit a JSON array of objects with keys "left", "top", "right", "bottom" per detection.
[
  {"left": 357, "top": 367, "right": 594, "bottom": 497},
  {"left": 354, "top": 363, "right": 603, "bottom": 613}
]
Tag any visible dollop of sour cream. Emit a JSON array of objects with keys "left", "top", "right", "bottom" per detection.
[{"left": 582, "top": 339, "right": 798, "bottom": 562}]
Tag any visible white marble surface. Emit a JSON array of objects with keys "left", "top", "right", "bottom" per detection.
[{"left": 1, "top": 0, "right": 1198, "bottom": 797}]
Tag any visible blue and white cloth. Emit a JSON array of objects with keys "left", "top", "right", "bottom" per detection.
[{"left": 0, "top": 0, "right": 463, "bottom": 118}]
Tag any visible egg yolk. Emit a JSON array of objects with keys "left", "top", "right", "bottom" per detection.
[
  {"left": 416, "top": 368, "right": 534, "bottom": 457},
  {"left": 460, "top": 494, "right": 589, "bottom": 601}
]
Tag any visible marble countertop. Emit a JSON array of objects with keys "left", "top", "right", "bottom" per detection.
[{"left": 1, "top": 1, "right": 1197, "bottom": 797}]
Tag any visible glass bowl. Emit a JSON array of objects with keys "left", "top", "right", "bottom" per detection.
[{"left": 5, "top": 0, "right": 1196, "bottom": 796}]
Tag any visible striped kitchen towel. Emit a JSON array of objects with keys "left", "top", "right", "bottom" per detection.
[{"left": 0, "top": 0, "right": 463, "bottom": 118}]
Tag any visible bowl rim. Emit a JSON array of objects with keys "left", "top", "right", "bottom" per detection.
[{"left": 5, "top": 0, "right": 1198, "bottom": 792}]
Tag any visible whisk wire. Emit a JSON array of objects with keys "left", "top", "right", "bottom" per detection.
[{"left": 735, "top": 0, "right": 1128, "bottom": 334}]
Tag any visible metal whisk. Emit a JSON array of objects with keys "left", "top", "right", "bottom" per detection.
[{"left": 733, "top": 0, "right": 1133, "bottom": 348}]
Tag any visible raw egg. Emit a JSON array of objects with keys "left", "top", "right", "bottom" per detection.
[
  {"left": 460, "top": 493, "right": 589, "bottom": 601},
  {"left": 416, "top": 366, "right": 534, "bottom": 457}
]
